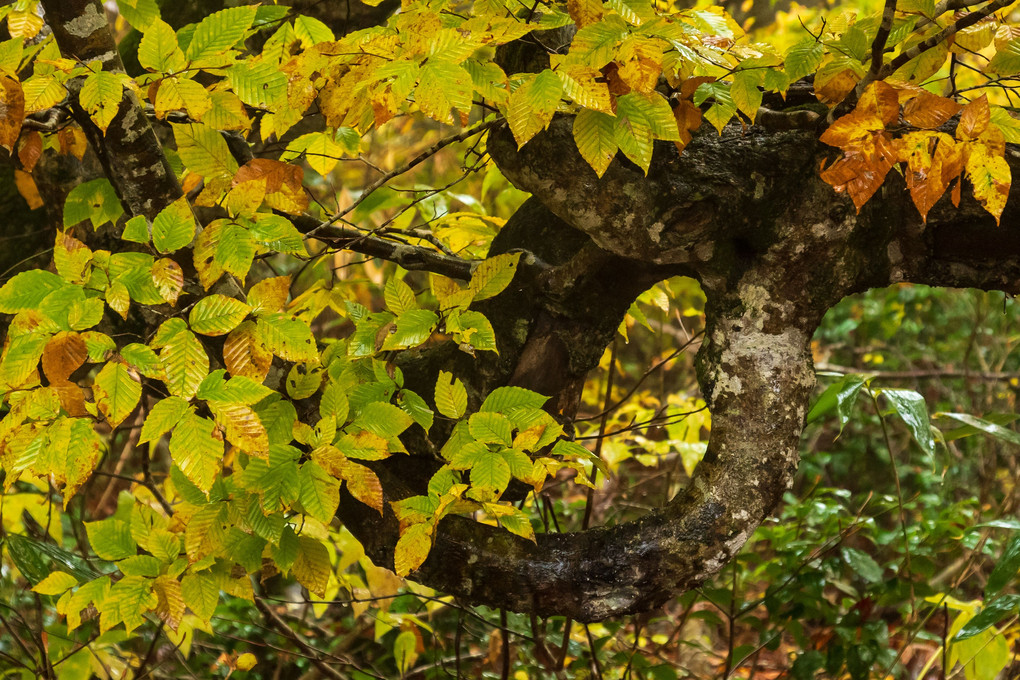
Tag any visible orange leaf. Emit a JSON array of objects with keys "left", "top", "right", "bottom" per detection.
[
  {"left": 673, "top": 99, "right": 702, "bottom": 153},
  {"left": 957, "top": 95, "right": 990, "bottom": 141},
  {"left": 819, "top": 134, "right": 896, "bottom": 211},
  {"left": 902, "top": 91, "right": 961, "bottom": 129},
  {"left": 14, "top": 169, "right": 42, "bottom": 209},
  {"left": 341, "top": 459, "right": 384, "bottom": 514},
  {"left": 857, "top": 81, "right": 900, "bottom": 126}
]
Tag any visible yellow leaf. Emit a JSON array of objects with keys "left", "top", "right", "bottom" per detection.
[
  {"left": 293, "top": 536, "right": 331, "bottom": 597},
  {"left": 223, "top": 320, "right": 272, "bottom": 382},
  {"left": 32, "top": 571, "right": 78, "bottom": 596},
  {"left": 965, "top": 143, "right": 1011, "bottom": 224},
  {"left": 236, "top": 653, "right": 257, "bottom": 671},
  {"left": 210, "top": 402, "right": 269, "bottom": 457},
  {"left": 394, "top": 522, "right": 432, "bottom": 577}
]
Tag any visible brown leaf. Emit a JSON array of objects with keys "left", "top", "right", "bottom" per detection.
[
  {"left": 18, "top": 130, "right": 41, "bottom": 172},
  {"left": 0, "top": 73, "right": 25, "bottom": 152},
  {"left": 567, "top": 0, "right": 603, "bottom": 28},
  {"left": 42, "top": 331, "right": 88, "bottom": 383}
]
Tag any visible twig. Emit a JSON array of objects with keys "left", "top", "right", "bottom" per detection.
[
  {"left": 310, "top": 118, "right": 501, "bottom": 237},
  {"left": 815, "top": 363, "right": 1020, "bottom": 381},
  {"left": 882, "top": 0, "right": 1016, "bottom": 78},
  {"left": 871, "top": 0, "right": 899, "bottom": 76},
  {"left": 253, "top": 597, "right": 347, "bottom": 679},
  {"left": 292, "top": 214, "right": 477, "bottom": 280}
]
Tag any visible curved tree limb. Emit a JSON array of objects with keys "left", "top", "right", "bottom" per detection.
[{"left": 339, "top": 117, "right": 1020, "bottom": 621}]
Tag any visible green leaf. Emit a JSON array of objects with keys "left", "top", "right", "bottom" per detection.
[
  {"left": 398, "top": 389, "right": 434, "bottom": 433},
  {"left": 85, "top": 518, "right": 137, "bottom": 561},
  {"left": 468, "top": 412, "right": 513, "bottom": 446},
  {"left": 122, "top": 215, "right": 150, "bottom": 244},
  {"left": 987, "top": 534, "right": 1020, "bottom": 596},
  {"left": 841, "top": 547, "right": 884, "bottom": 583},
  {"left": 215, "top": 223, "right": 257, "bottom": 278},
  {"left": 0, "top": 270, "right": 67, "bottom": 313},
  {"left": 140, "top": 396, "right": 191, "bottom": 443},
  {"left": 159, "top": 327, "right": 209, "bottom": 399},
  {"left": 63, "top": 178, "right": 124, "bottom": 229},
  {"left": 80, "top": 71, "right": 126, "bottom": 133},
  {"left": 355, "top": 401, "right": 414, "bottom": 439},
  {"left": 257, "top": 312, "right": 319, "bottom": 362},
  {"left": 298, "top": 461, "right": 341, "bottom": 523},
  {"left": 481, "top": 386, "right": 548, "bottom": 414},
  {"left": 293, "top": 15, "right": 334, "bottom": 46},
  {"left": 613, "top": 93, "right": 657, "bottom": 172},
  {"left": 937, "top": 412, "right": 1020, "bottom": 447},
  {"left": 93, "top": 361, "right": 142, "bottom": 428},
  {"left": 954, "top": 595, "right": 1020, "bottom": 640},
  {"left": 138, "top": 18, "right": 184, "bottom": 71},
  {"left": 573, "top": 109, "right": 618, "bottom": 178},
  {"left": 785, "top": 39, "right": 824, "bottom": 81},
  {"left": 469, "top": 451, "right": 511, "bottom": 492},
  {"left": 152, "top": 198, "right": 196, "bottom": 253},
  {"left": 169, "top": 412, "right": 223, "bottom": 491},
  {"left": 118, "top": 0, "right": 161, "bottom": 30},
  {"left": 121, "top": 342, "right": 162, "bottom": 378},
  {"left": 249, "top": 214, "right": 305, "bottom": 254},
  {"left": 181, "top": 571, "right": 220, "bottom": 621},
  {"left": 380, "top": 309, "right": 439, "bottom": 350},
  {"left": 384, "top": 277, "right": 417, "bottom": 315},
  {"left": 170, "top": 464, "right": 208, "bottom": 505},
  {"left": 507, "top": 69, "right": 562, "bottom": 148},
  {"left": 806, "top": 373, "right": 870, "bottom": 432},
  {"left": 446, "top": 309, "right": 497, "bottom": 351},
  {"left": 7, "top": 534, "right": 98, "bottom": 585},
  {"left": 189, "top": 294, "right": 251, "bottom": 336},
  {"left": 416, "top": 59, "right": 474, "bottom": 125},
  {"left": 880, "top": 388, "right": 935, "bottom": 458},
  {"left": 228, "top": 60, "right": 288, "bottom": 109},
  {"left": 173, "top": 123, "right": 238, "bottom": 179},
  {"left": 435, "top": 371, "right": 467, "bottom": 419},
  {"left": 570, "top": 16, "right": 629, "bottom": 69},
  {"left": 186, "top": 6, "right": 258, "bottom": 61}
]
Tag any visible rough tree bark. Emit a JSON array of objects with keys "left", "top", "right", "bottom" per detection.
[{"left": 30, "top": 0, "right": 1020, "bottom": 624}]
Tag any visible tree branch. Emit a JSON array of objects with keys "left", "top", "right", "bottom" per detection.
[{"left": 880, "top": 0, "right": 1017, "bottom": 78}]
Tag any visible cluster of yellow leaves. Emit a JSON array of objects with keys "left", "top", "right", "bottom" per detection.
[{"left": 821, "top": 83, "right": 1011, "bottom": 223}]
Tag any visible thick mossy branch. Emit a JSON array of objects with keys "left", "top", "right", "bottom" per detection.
[
  {"left": 340, "top": 117, "right": 1020, "bottom": 621},
  {"left": 42, "top": 0, "right": 184, "bottom": 220}
]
